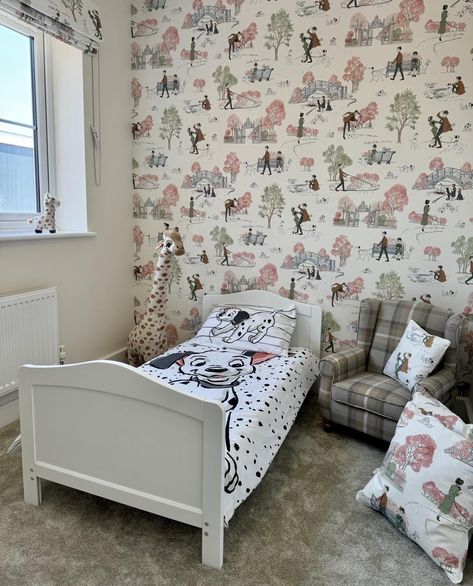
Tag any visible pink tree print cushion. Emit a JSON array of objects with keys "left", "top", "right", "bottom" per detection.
[{"left": 357, "top": 392, "right": 473, "bottom": 584}]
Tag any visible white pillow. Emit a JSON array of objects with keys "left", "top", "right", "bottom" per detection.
[
  {"left": 383, "top": 320, "right": 450, "bottom": 391},
  {"left": 194, "top": 304, "right": 297, "bottom": 356},
  {"left": 357, "top": 392, "right": 473, "bottom": 584}
]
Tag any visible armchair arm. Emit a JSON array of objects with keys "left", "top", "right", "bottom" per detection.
[
  {"left": 318, "top": 348, "right": 366, "bottom": 421},
  {"left": 319, "top": 347, "right": 367, "bottom": 384},
  {"left": 414, "top": 368, "right": 456, "bottom": 402}
]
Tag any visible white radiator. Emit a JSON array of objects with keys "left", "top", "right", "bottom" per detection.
[{"left": 0, "top": 288, "right": 59, "bottom": 397}]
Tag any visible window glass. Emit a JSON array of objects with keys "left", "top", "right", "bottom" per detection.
[
  {"left": 0, "top": 23, "right": 38, "bottom": 214},
  {"left": 0, "top": 23, "right": 34, "bottom": 125}
]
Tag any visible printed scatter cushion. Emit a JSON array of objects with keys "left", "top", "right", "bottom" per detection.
[
  {"left": 383, "top": 320, "right": 451, "bottom": 391},
  {"left": 357, "top": 392, "right": 473, "bottom": 584},
  {"left": 194, "top": 304, "right": 297, "bottom": 356}
]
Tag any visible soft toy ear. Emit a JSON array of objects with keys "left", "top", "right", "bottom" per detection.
[
  {"left": 243, "top": 351, "right": 276, "bottom": 365},
  {"left": 156, "top": 240, "right": 164, "bottom": 250},
  {"left": 149, "top": 351, "right": 193, "bottom": 370}
]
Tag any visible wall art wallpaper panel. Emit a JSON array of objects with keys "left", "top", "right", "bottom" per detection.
[{"left": 130, "top": 0, "right": 473, "bottom": 387}]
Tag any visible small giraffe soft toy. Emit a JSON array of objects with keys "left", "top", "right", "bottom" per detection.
[
  {"left": 28, "top": 193, "right": 60, "bottom": 233},
  {"left": 127, "top": 226, "right": 185, "bottom": 366}
]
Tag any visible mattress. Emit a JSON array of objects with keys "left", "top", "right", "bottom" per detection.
[{"left": 139, "top": 340, "right": 319, "bottom": 522}]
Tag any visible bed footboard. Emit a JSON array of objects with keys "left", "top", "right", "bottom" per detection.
[{"left": 18, "top": 360, "right": 225, "bottom": 568}]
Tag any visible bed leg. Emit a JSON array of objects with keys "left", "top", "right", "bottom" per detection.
[
  {"left": 23, "top": 474, "right": 42, "bottom": 506},
  {"left": 202, "top": 519, "right": 224, "bottom": 569},
  {"left": 322, "top": 418, "right": 334, "bottom": 432},
  {"left": 19, "top": 369, "right": 42, "bottom": 506},
  {"left": 202, "top": 401, "right": 225, "bottom": 568}
]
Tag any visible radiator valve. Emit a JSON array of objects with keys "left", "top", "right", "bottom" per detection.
[{"left": 59, "top": 345, "right": 66, "bottom": 365}]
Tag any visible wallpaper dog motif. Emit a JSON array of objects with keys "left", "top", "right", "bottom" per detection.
[{"left": 130, "top": 0, "right": 473, "bottom": 387}]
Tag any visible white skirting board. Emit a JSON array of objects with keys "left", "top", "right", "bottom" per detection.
[
  {"left": 101, "top": 347, "right": 128, "bottom": 364},
  {"left": 0, "top": 347, "right": 127, "bottom": 430}
]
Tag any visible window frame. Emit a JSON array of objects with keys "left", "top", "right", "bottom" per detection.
[{"left": 0, "top": 14, "right": 52, "bottom": 230}]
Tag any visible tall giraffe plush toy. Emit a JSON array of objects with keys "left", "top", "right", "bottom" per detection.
[{"left": 127, "top": 227, "right": 185, "bottom": 366}]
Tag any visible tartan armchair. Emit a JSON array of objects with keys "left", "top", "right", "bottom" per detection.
[{"left": 318, "top": 298, "right": 467, "bottom": 442}]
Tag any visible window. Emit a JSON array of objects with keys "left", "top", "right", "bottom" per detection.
[
  {"left": 0, "top": 15, "right": 89, "bottom": 238},
  {"left": 0, "top": 16, "right": 49, "bottom": 230}
]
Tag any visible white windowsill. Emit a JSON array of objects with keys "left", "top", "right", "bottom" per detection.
[{"left": 0, "top": 231, "right": 96, "bottom": 242}]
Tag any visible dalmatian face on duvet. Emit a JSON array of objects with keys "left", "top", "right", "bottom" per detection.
[
  {"left": 149, "top": 347, "right": 277, "bottom": 494},
  {"left": 149, "top": 347, "right": 274, "bottom": 391},
  {"left": 210, "top": 307, "right": 285, "bottom": 344},
  {"left": 181, "top": 350, "right": 254, "bottom": 388},
  {"left": 143, "top": 343, "right": 317, "bottom": 510}
]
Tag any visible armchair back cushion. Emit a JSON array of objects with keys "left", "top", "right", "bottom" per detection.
[
  {"left": 356, "top": 298, "right": 381, "bottom": 355},
  {"left": 365, "top": 299, "right": 454, "bottom": 375}
]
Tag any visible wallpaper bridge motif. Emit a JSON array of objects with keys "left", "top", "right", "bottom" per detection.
[{"left": 130, "top": 0, "right": 473, "bottom": 386}]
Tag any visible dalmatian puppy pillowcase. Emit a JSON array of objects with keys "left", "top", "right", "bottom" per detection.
[
  {"left": 194, "top": 304, "right": 297, "bottom": 356},
  {"left": 383, "top": 320, "right": 451, "bottom": 392}
]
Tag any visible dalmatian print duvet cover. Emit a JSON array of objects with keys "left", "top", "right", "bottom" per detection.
[{"left": 139, "top": 341, "right": 319, "bottom": 522}]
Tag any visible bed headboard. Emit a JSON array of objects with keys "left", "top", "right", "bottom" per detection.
[{"left": 202, "top": 291, "right": 322, "bottom": 358}]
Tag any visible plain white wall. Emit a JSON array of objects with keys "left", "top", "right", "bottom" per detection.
[
  {"left": 49, "top": 35, "right": 88, "bottom": 232},
  {"left": 0, "top": 0, "right": 133, "bottom": 363}
]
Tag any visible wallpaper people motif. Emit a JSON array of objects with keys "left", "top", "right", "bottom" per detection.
[{"left": 130, "top": 0, "right": 473, "bottom": 387}]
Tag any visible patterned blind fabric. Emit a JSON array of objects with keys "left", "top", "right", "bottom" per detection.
[{"left": 0, "top": 0, "right": 103, "bottom": 52}]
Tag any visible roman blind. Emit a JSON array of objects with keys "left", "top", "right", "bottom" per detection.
[{"left": 0, "top": 0, "right": 103, "bottom": 52}]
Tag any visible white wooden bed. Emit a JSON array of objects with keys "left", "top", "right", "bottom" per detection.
[{"left": 18, "top": 290, "right": 322, "bottom": 568}]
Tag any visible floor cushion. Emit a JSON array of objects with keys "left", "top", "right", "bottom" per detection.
[{"left": 357, "top": 392, "right": 473, "bottom": 584}]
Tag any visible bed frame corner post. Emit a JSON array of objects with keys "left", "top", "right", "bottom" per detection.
[
  {"left": 18, "top": 366, "right": 42, "bottom": 506},
  {"left": 202, "top": 401, "right": 225, "bottom": 569}
]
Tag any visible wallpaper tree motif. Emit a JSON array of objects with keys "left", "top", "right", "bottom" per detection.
[{"left": 130, "top": 0, "right": 473, "bottom": 387}]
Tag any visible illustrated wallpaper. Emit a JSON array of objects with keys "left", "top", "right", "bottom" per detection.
[{"left": 130, "top": 0, "right": 473, "bottom": 386}]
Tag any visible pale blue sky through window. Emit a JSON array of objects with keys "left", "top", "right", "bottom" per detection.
[
  {"left": 0, "top": 22, "right": 34, "bottom": 126},
  {"left": 0, "top": 22, "right": 37, "bottom": 213}
]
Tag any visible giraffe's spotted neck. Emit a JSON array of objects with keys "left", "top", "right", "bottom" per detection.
[{"left": 147, "top": 247, "right": 174, "bottom": 313}]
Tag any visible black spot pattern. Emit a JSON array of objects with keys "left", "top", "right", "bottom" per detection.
[{"left": 139, "top": 342, "right": 318, "bottom": 523}]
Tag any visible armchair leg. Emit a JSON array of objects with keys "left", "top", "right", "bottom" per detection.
[{"left": 322, "top": 418, "right": 334, "bottom": 432}]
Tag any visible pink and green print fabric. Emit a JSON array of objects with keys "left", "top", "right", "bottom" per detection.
[{"left": 357, "top": 392, "right": 473, "bottom": 584}]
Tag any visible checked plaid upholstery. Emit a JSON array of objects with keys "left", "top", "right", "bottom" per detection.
[{"left": 319, "top": 298, "right": 467, "bottom": 442}]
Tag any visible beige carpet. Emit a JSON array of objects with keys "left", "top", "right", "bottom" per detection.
[{"left": 1, "top": 391, "right": 471, "bottom": 586}]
